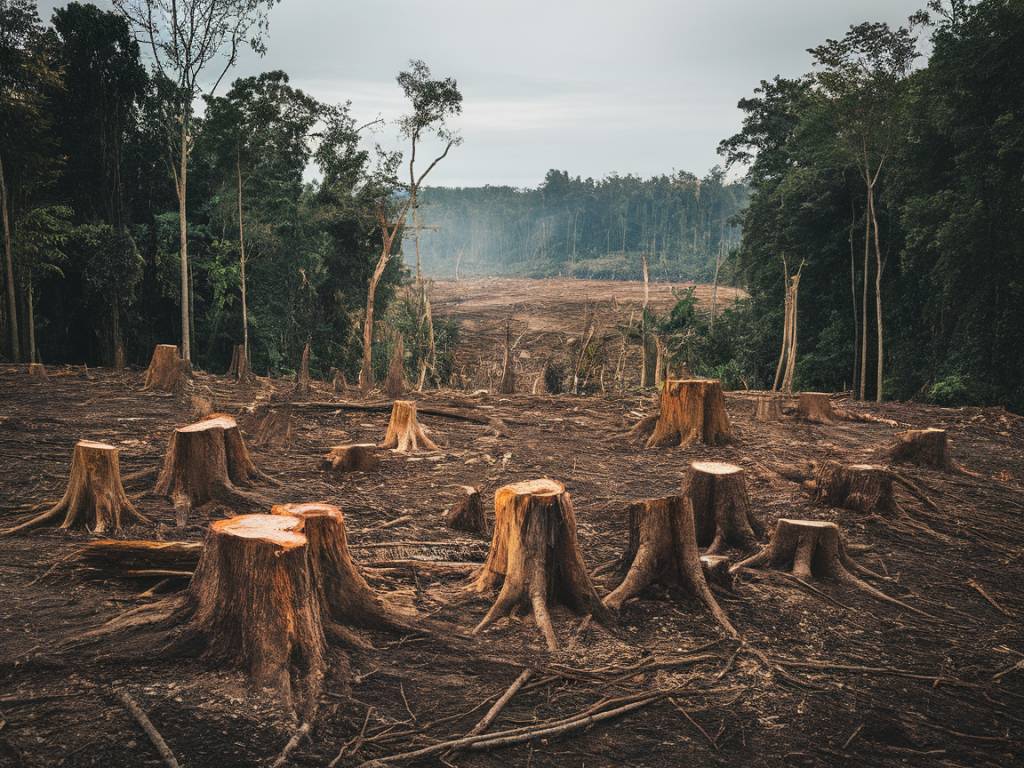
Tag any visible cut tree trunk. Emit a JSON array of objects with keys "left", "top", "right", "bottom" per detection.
[
  {"left": 685, "top": 461, "right": 763, "bottom": 553},
  {"left": 144, "top": 345, "right": 184, "bottom": 392},
  {"left": 251, "top": 404, "right": 292, "bottom": 448},
  {"left": 603, "top": 495, "right": 736, "bottom": 637},
  {"left": 380, "top": 400, "right": 439, "bottom": 453},
  {"left": 154, "top": 415, "right": 269, "bottom": 524},
  {"left": 2, "top": 440, "right": 147, "bottom": 536},
  {"left": 79, "top": 539, "right": 202, "bottom": 573},
  {"left": 445, "top": 485, "right": 487, "bottom": 534},
  {"left": 385, "top": 335, "right": 405, "bottom": 399},
  {"left": 753, "top": 394, "right": 783, "bottom": 422},
  {"left": 172, "top": 514, "right": 326, "bottom": 712},
  {"left": 797, "top": 392, "right": 834, "bottom": 423},
  {"left": 296, "top": 343, "right": 311, "bottom": 398},
  {"left": 321, "top": 444, "right": 379, "bottom": 473},
  {"left": 635, "top": 378, "right": 732, "bottom": 449},
  {"left": 888, "top": 428, "right": 952, "bottom": 471},
  {"left": 27, "top": 362, "right": 47, "bottom": 380},
  {"left": 228, "top": 344, "right": 254, "bottom": 384},
  {"left": 472, "top": 479, "right": 610, "bottom": 650},
  {"left": 813, "top": 460, "right": 895, "bottom": 514}
]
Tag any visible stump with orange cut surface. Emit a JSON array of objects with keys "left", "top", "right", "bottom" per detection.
[
  {"left": 380, "top": 400, "right": 438, "bottom": 453},
  {"left": 686, "top": 461, "right": 763, "bottom": 553},
  {"left": 471, "top": 479, "right": 609, "bottom": 650},
  {"left": 635, "top": 378, "right": 732, "bottom": 448},
  {"left": 2, "top": 440, "right": 147, "bottom": 536},
  {"left": 143, "top": 344, "right": 185, "bottom": 391},
  {"left": 796, "top": 392, "right": 834, "bottom": 423}
]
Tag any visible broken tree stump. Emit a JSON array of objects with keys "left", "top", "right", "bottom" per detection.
[
  {"left": 603, "top": 495, "right": 736, "bottom": 637},
  {"left": 888, "top": 428, "right": 952, "bottom": 471},
  {"left": 797, "top": 392, "right": 834, "bottom": 423},
  {"left": 143, "top": 344, "right": 185, "bottom": 392},
  {"left": 321, "top": 444, "right": 379, "bottom": 473},
  {"left": 380, "top": 400, "right": 439, "bottom": 452},
  {"left": 444, "top": 485, "right": 487, "bottom": 534},
  {"left": 813, "top": 460, "right": 896, "bottom": 514},
  {"left": 471, "top": 479, "right": 609, "bottom": 650},
  {"left": 753, "top": 394, "right": 783, "bottom": 422},
  {"left": 154, "top": 415, "right": 270, "bottom": 523},
  {"left": 686, "top": 461, "right": 763, "bottom": 553},
  {"left": 2, "top": 440, "right": 147, "bottom": 536},
  {"left": 173, "top": 514, "right": 326, "bottom": 709},
  {"left": 635, "top": 378, "right": 732, "bottom": 448},
  {"left": 27, "top": 362, "right": 48, "bottom": 379}
]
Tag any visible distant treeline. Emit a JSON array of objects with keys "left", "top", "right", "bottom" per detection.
[{"left": 416, "top": 169, "right": 748, "bottom": 281}]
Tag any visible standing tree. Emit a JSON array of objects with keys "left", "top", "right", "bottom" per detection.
[
  {"left": 113, "top": 0, "right": 279, "bottom": 364},
  {"left": 360, "top": 59, "right": 461, "bottom": 391}
]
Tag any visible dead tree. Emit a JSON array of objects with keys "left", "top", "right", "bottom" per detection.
[
  {"left": 2, "top": 440, "right": 147, "bottom": 536},
  {"left": 154, "top": 415, "right": 270, "bottom": 523},
  {"left": 385, "top": 335, "right": 406, "bottom": 399},
  {"left": 497, "top": 319, "right": 515, "bottom": 394},
  {"left": 685, "top": 461, "right": 763, "bottom": 553},
  {"left": 471, "top": 479, "right": 609, "bottom": 650},
  {"left": 321, "top": 444, "right": 379, "bottom": 473},
  {"left": 143, "top": 344, "right": 184, "bottom": 392},
  {"left": 295, "top": 342, "right": 312, "bottom": 397},
  {"left": 797, "top": 392, "right": 835, "bottom": 423},
  {"left": 772, "top": 258, "right": 803, "bottom": 394},
  {"left": 633, "top": 378, "right": 732, "bottom": 448},
  {"left": 888, "top": 428, "right": 952, "bottom": 471},
  {"left": 445, "top": 485, "right": 487, "bottom": 534},
  {"left": 753, "top": 394, "right": 783, "bottom": 422},
  {"left": 380, "top": 400, "right": 439, "bottom": 453},
  {"left": 603, "top": 495, "right": 737, "bottom": 637},
  {"left": 813, "top": 460, "right": 895, "bottom": 514}
]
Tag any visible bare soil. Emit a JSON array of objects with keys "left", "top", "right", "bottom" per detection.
[{"left": 1, "top": 360, "right": 1023, "bottom": 768}]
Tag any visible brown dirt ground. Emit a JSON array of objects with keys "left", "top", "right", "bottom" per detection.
[{"left": 1, "top": 362, "right": 1023, "bottom": 768}]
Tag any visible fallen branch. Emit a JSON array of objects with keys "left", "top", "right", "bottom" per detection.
[
  {"left": 113, "top": 689, "right": 180, "bottom": 768},
  {"left": 271, "top": 720, "right": 312, "bottom": 768}
]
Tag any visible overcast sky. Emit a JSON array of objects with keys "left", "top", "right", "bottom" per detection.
[{"left": 39, "top": 0, "right": 924, "bottom": 188}]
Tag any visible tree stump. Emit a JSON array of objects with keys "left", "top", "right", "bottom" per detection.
[
  {"left": 638, "top": 378, "right": 732, "bottom": 448},
  {"left": 445, "top": 485, "right": 487, "bottom": 534},
  {"left": 227, "top": 344, "right": 254, "bottom": 384},
  {"left": 888, "top": 428, "right": 952, "bottom": 471},
  {"left": 252, "top": 404, "right": 292, "bottom": 448},
  {"left": 173, "top": 514, "right": 326, "bottom": 710},
  {"left": 27, "top": 362, "right": 48, "bottom": 379},
  {"left": 154, "top": 415, "right": 269, "bottom": 523},
  {"left": 797, "top": 392, "right": 834, "bottom": 423},
  {"left": 813, "top": 460, "right": 895, "bottom": 514},
  {"left": 321, "top": 444, "right": 379, "bottom": 473},
  {"left": 685, "top": 461, "right": 763, "bottom": 553},
  {"left": 471, "top": 479, "right": 609, "bottom": 650},
  {"left": 330, "top": 368, "right": 347, "bottom": 394},
  {"left": 295, "top": 342, "right": 311, "bottom": 397},
  {"left": 2, "top": 440, "right": 147, "bottom": 536},
  {"left": 143, "top": 344, "right": 184, "bottom": 391},
  {"left": 380, "top": 400, "right": 438, "bottom": 452},
  {"left": 385, "top": 335, "right": 405, "bottom": 399},
  {"left": 603, "top": 495, "right": 736, "bottom": 636},
  {"left": 753, "top": 394, "right": 783, "bottom": 422},
  {"left": 700, "top": 554, "right": 734, "bottom": 590}
]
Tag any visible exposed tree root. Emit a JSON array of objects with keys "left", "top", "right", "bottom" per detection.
[{"left": 380, "top": 400, "right": 439, "bottom": 453}]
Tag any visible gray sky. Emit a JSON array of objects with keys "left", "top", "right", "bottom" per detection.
[{"left": 39, "top": 0, "right": 925, "bottom": 187}]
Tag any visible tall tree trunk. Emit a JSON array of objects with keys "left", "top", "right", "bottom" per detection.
[
  {"left": 859, "top": 177, "right": 870, "bottom": 401},
  {"left": 869, "top": 185, "right": 884, "bottom": 402},
  {"left": 361, "top": 240, "right": 393, "bottom": 391},
  {"left": 772, "top": 256, "right": 790, "bottom": 392},
  {"left": 640, "top": 251, "right": 650, "bottom": 387},
  {"left": 0, "top": 152, "right": 20, "bottom": 362},
  {"left": 26, "top": 272, "right": 36, "bottom": 364},
  {"left": 177, "top": 118, "right": 192, "bottom": 363},
  {"left": 237, "top": 148, "right": 249, "bottom": 362},
  {"left": 849, "top": 202, "right": 858, "bottom": 392}
]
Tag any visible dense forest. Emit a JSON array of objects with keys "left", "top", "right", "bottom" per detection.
[{"left": 416, "top": 169, "right": 748, "bottom": 281}]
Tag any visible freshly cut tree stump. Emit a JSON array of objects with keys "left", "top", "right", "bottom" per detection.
[
  {"left": 603, "top": 495, "right": 736, "bottom": 636},
  {"left": 144, "top": 344, "right": 184, "bottom": 391},
  {"left": 321, "top": 444, "right": 379, "bottom": 473},
  {"left": 154, "top": 415, "right": 269, "bottom": 522},
  {"left": 637, "top": 378, "right": 732, "bottom": 448},
  {"left": 888, "top": 428, "right": 952, "bottom": 471},
  {"left": 380, "top": 400, "right": 439, "bottom": 453},
  {"left": 471, "top": 479, "right": 609, "bottom": 650},
  {"left": 385, "top": 335, "right": 405, "bottom": 399},
  {"left": 2, "top": 440, "right": 147, "bottom": 536},
  {"left": 444, "top": 485, "right": 487, "bottom": 534},
  {"left": 27, "top": 362, "right": 48, "bottom": 379},
  {"left": 813, "top": 460, "right": 895, "bottom": 514},
  {"left": 753, "top": 394, "right": 783, "bottom": 422},
  {"left": 685, "top": 461, "right": 763, "bottom": 553},
  {"left": 173, "top": 514, "right": 326, "bottom": 709},
  {"left": 797, "top": 392, "right": 835, "bottom": 423},
  {"left": 700, "top": 555, "right": 734, "bottom": 591},
  {"left": 731, "top": 518, "right": 924, "bottom": 614}
]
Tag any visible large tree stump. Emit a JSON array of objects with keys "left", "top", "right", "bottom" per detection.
[
  {"left": 173, "top": 514, "right": 326, "bottom": 710},
  {"left": 444, "top": 485, "right": 487, "bottom": 534},
  {"left": 638, "top": 378, "right": 732, "bottom": 448},
  {"left": 603, "top": 495, "right": 736, "bottom": 637},
  {"left": 731, "top": 518, "right": 924, "bottom": 614},
  {"left": 227, "top": 344, "right": 254, "bottom": 384},
  {"left": 143, "top": 344, "right": 184, "bottom": 391},
  {"left": 321, "top": 444, "right": 379, "bottom": 473},
  {"left": 813, "top": 460, "right": 896, "bottom": 514},
  {"left": 888, "top": 428, "right": 952, "bottom": 471},
  {"left": 2, "top": 440, "right": 147, "bottom": 536},
  {"left": 27, "top": 362, "right": 48, "bottom": 380},
  {"left": 797, "top": 392, "right": 834, "bottom": 423},
  {"left": 471, "top": 479, "right": 609, "bottom": 650},
  {"left": 380, "top": 400, "right": 439, "bottom": 452},
  {"left": 685, "top": 461, "right": 763, "bottom": 553},
  {"left": 154, "top": 415, "right": 269, "bottom": 523},
  {"left": 753, "top": 394, "right": 783, "bottom": 422}
]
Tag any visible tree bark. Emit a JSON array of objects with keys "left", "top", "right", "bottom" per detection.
[{"left": 385, "top": 334, "right": 405, "bottom": 399}]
